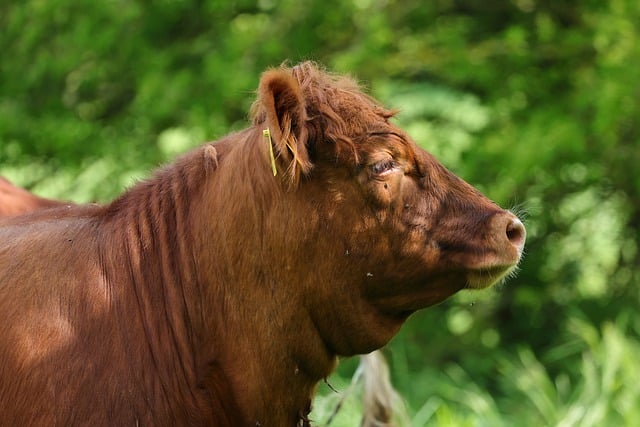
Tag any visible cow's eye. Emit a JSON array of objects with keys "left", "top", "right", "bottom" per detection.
[{"left": 371, "top": 160, "right": 396, "bottom": 176}]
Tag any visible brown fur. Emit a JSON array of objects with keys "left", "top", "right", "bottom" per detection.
[
  {"left": 0, "top": 62, "right": 525, "bottom": 426},
  {"left": 0, "top": 178, "right": 402, "bottom": 426}
]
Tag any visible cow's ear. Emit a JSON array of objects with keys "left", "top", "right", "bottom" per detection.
[{"left": 256, "top": 69, "right": 313, "bottom": 184}]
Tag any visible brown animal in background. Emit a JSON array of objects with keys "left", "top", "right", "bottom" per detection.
[
  {"left": 0, "top": 62, "right": 525, "bottom": 426},
  {"left": 0, "top": 176, "right": 69, "bottom": 216}
]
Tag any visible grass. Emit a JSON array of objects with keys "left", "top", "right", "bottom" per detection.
[{"left": 312, "top": 314, "right": 640, "bottom": 426}]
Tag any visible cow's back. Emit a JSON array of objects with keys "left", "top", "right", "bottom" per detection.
[
  {"left": 0, "top": 213, "right": 159, "bottom": 424},
  {"left": 0, "top": 206, "right": 231, "bottom": 425},
  {"left": 0, "top": 212, "right": 122, "bottom": 424},
  {"left": 0, "top": 209, "right": 103, "bottom": 301}
]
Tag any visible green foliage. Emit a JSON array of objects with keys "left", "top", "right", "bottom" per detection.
[
  {"left": 2, "top": 0, "right": 639, "bottom": 425},
  {"left": 315, "top": 314, "right": 640, "bottom": 426}
]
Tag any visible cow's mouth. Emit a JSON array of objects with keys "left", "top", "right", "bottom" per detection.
[{"left": 466, "top": 264, "right": 518, "bottom": 289}]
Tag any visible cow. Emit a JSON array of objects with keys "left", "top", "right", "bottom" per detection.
[
  {"left": 0, "top": 61, "right": 525, "bottom": 426},
  {"left": 0, "top": 176, "right": 70, "bottom": 216},
  {"left": 0, "top": 178, "right": 402, "bottom": 426}
]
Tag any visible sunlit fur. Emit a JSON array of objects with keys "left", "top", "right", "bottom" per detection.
[{"left": 0, "top": 62, "right": 524, "bottom": 426}]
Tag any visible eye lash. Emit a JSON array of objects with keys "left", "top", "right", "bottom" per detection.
[{"left": 371, "top": 160, "right": 396, "bottom": 175}]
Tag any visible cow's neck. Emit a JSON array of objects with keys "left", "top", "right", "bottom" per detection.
[
  {"left": 102, "top": 154, "right": 235, "bottom": 422},
  {"left": 186, "top": 136, "right": 341, "bottom": 425},
  {"left": 195, "top": 262, "right": 339, "bottom": 425},
  {"left": 212, "top": 295, "right": 339, "bottom": 425},
  {"left": 104, "top": 140, "right": 339, "bottom": 425}
]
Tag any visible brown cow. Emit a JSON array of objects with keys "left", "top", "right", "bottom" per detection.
[
  {"left": 0, "top": 178, "right": 402, "bottom": 426},
  {"left": 0, "top": 62, "right": 525, "bottom": 426},
  {"left": 0, "top": 176, "right": 70, "bottom": 216}
]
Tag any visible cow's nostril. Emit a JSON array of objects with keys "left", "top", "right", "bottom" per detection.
[{"left": 506, "top": 217, "right": 526, "bottom": 251}]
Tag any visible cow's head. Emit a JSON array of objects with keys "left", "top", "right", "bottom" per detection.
[{"left": 248, "top": 62, "right": 525, "bottom": 355}]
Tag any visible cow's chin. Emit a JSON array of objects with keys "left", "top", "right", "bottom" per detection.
[
  {"left": 371, "top": 279, "right": 466, "bottom": 317},
  {"left": 465, "top": 264, "right": 518, "bottom": 289}
]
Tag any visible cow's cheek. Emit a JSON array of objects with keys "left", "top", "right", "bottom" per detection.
[
  {"left": 389, "top": 177, "right": 445, "bottom": 274},
  {"left": 358, "top": 167, "right": 404, "bottom": 209},
  {"left": 362, "top": 180, "right": 393, "bottom": 210},
  {"left": 392, "top": 176, "right": 434, "bottom": 238}
]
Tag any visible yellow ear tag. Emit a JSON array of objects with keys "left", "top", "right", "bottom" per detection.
[{"left": 263, "top": 128, "right": 277, "bottom": 176}]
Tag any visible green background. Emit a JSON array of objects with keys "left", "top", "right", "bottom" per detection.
[{"left": 2, "top": 1, "right": 639, "bottom": 425}]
